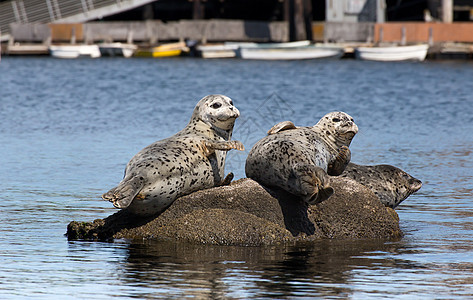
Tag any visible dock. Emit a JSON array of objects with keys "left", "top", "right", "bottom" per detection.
[{"left": 1, "top": 21, "right": 473, "bottom": 59}]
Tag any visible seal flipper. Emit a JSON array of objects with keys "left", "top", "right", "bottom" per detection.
[
  {"left": 267, "top": 121, "right": 297, "bottom": 135},
  {"left": 328, "top": 145, "right": 351, "bottom": 176},
  {"left": 201, "top": 140, "right": 244, "bottom": 156},
  {"left": 102, "top": 176, "right": 146, "bottom": 209},
  {"left": 288, "top": 164, "right": 334, "bottom": 205},
  {"left": 218, "top": 172, "right": 234, "bottom": 186}
]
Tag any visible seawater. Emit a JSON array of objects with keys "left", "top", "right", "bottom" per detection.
[{"left": 0, "top": 57, "right": 472, "bottom": 298}]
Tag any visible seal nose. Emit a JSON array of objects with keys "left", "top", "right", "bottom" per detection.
[{"left": 352, "top": 123, "right": 359, "bottom": 134}]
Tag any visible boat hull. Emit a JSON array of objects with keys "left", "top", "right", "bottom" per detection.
[
  {"left": 98, "top": 43, "right": 137, "bottom": 58},
  {"left": 49, "top": 45, "right": 101, "bottom": 58},
  {"left": 134, "top": 42, "right": 188, "bottom": 58},
  {"left": 239, "top": 46, "right": 343, "bottom": 60},
  {"left": 134, "top": 49, "right": 182, "bottom": 58},
  {"left": 355, "top": 44, "right": 429, "bottom": 61}
]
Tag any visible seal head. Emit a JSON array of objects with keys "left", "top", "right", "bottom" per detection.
[
  {"left": 198, "top": 94, "right": 239, "bottom": 130},
  {"left": 340, "top": 163, "right": 422, "bottom": 208},
  {"left": 313, "top": 111, "right": 358, "bottom": 151}
]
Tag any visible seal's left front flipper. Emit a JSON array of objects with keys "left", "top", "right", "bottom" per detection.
[
  {"left": 218, "top": 172, "right": 234, "bottom": 186},
  {"left": 328, "top": 146, "right": 351, "bottom": 176},
  {"left": 202, "top": 140, "right": 244, "bottom": 156}
]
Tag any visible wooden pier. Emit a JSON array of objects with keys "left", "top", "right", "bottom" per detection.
[{"left": 2, "top": 21, "right": 473, "bottom": 59}]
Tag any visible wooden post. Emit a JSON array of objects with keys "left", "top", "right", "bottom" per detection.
[
  {"left": 303, "top": 0, "right": 313, "bottom": 41},
  {"left": 127, "top": 29, "right": 134, "bottom": 44},
  {"left": 289, "top": 0, "right": 306, "bottom": 41},
  {"left": 376, "top": 0, "right": 385, "bottom": 23},
  {"left": 442, "top": 0, "right": 453, "bottom": 23},
  {"left": 70, "top": 27, "right": 76, "bottom": 44},
  {"left": 193, "top": 0, "right": 204, "bottom": 19},
  {"left": 401, "top": 26, "right": 406, "bottom": 45},
  {"left": 428, "top": 27, "right": 433, "bottom": 46},
  {"left": 284, "top": 0, "right": 290, "bottom": 21}
]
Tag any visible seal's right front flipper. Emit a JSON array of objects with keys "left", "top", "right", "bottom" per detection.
[
  {"left": 267, "top": 121, "right": 297, "bottom": 135},
  {"left": 102, "top": 176, "right": 145, "bottom": 209},
  {"left": 201, "top": 140, "right": 245, "bottom": 156},
  {"left": 289, "top": 164, "right": 333, "bottom": 205},
  {"left": 328, "top": 145, "right": 351, "bottom": 176}
]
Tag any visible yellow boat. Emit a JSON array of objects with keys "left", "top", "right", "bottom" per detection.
[{"left": 134, "top": 42, "right": 188, "bottom": 58}]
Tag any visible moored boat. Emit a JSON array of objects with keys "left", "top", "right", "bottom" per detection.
[
  {"left": 6, "top": 43, "right": 49, "bottom": 56},
  {"left": 196, "top": 44, "right": 237, "bottom": 58},
  {"left": 226, "top": 40, "right": 311, "bottom": 49},
  {"left": 238, "top": 45, "right": 344, "bottom": 60},
  {"left": 134, "top": 42, "right": 189, "bottom": 58},
  {"left": 355, "top": 44, "right": 429, "bottom": 61},
  {"left": 49, "top": 44, "right": 101, "bottom": 58},
  {"left": 98, "top": 43, "right": 137, "bottom": 58}
]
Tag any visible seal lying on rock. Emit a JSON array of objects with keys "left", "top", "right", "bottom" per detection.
[
  {"left": 102, "top": 94, "right": 244, "bottom": 216},
  {"left": 340, "top": 163, "right": 422, "bottom": 208},
  {"left": 245, "top": 112, "right": 358, "bottom": 205}
]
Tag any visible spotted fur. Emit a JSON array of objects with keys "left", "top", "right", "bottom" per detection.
[
  {"left": 245, "top": 112, "right": 358, "bottom": 205},
  {"left": 102, "top": 95, "right": 244, "bottom": 216},
  {"left": 340, "top": 163, "right": 422, "bottom": 208}
]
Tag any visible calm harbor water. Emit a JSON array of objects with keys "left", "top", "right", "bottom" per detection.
[{"left": 0, "top": 56, "right": 472, "bottom": 298}]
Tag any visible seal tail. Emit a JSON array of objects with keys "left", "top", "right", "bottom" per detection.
[{"left": 102, "top": 176, "right": 145, "bottom": 209}]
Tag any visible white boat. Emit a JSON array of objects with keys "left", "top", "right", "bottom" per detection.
[
  {"left": 226, "top": 40, "right": 311, "bottom": 49},
  {"left": 98, "top": 43, "right": 137, "bottom": 58},
  {"left": 196, "top": 44, "right": 237, "bottom": 58},
  {"left": 238, "top": 45, "right": 344, "bottom": 60},
  {"left": 355, "top": 44, "right": 429, "bottom": 62},
  {"left": 49, "top": 44, "right": 101, "bottom": 59},
  {"left": 196, "top": 41, "right": 312, "bottom": 59}
]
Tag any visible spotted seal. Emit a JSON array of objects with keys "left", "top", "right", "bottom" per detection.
[
  {"left": 102, "top": 94, "right": 244, "bottom": 216},
  {"left": 245, "top": 112, "right": 358, "bottom": 205},
  {"left": 340, "top": 163, "right": 422, "bottom": 208}
]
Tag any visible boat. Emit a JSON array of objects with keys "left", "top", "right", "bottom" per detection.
[
  {"left": 238, "top": 44, "right": 344, "bottom": 60},
  {"left": 196, "top": 40, "right": 312, "bottom": 59},
  {"left": 49, "top": 44, "right": 101, "bottom": 58},
  {"left": 134, "top": 42, "right": 189, "bottom": 58},
  {"left": 196, "top": 44, "right": 237, "bottom": 58},
  {"left": 354, "top": 44, "right": 429, "bottom": 61},
  {"left": 226, "top": 40, "right": 311, "bottom": 49},
  {"left": 6, "top": 43, "right": 49, "bottom": 55},
  {"left": 98, "top": 42, "right": 137, "bottom": 58}
]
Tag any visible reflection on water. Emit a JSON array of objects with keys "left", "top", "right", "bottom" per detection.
[
  {"left": 0, "top": 57, "right": 473, "bottom": 298},
  {"left": 61, "top": 237, "right": 473, "bottom": 298},
  {"left": 100, "top": 239, "right": 408, "bottom": 298}
]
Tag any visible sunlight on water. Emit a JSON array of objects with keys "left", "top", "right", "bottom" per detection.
[{"left": 0, "top": 57, "right": 472, "bottom": 298}]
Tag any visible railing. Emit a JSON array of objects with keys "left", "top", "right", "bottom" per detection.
[{"left": 0, "top": 0, "right": 155, "bottom": 40}]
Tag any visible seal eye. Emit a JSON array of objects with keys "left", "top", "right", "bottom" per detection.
[
  {"left": 332, "top": 118, "right": 340, "bottom": 122},
  {"left": 211, "top": 103, "right": 222, "bottom": 109},
  {"left": 229, "top": 100, "right": 233, "bottom": 106}
]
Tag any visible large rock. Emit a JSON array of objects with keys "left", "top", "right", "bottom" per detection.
[{"left": 67, "top": 177, "right": 402, "bottom": 245}]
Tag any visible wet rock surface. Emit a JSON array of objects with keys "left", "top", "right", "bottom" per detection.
[{"left": 67, "top": 178, "right": 402, "bottom": 245}]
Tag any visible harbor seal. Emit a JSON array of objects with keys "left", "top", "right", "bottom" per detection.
[
  {"left": 102, "top": 94, "right": 244, "bottom": 216},
  {"left": 245, "top": 111, "right": 358, "bottom": 205},
  {"left": 340, "top": 163, "right": 422, "bottom": 208}
]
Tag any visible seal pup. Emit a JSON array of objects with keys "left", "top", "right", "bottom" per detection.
[
  {"left": 245, "top": 111, "right": 358, "bottom": 205},
  {"left": 340, "top": 163, "right": 422, "bottom": 208},
  {"left": 102, "top": 94, "right": 244, "bottom": 216}
]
